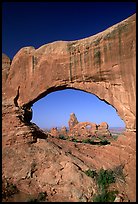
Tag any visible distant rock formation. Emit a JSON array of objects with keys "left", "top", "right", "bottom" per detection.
[
  {"left": 60, "top": 126, "right": 68, "bottom": 136},
  {"left": 98, "top": 122, "right": 108, "bottom": 130},
  {"left": 97, "top": 122, "right": 111, "bottom": 138},
  {"left": 68, "top": 113, "right": 111, "bottom": 140},
  {"left": 68, "top": 113, "right": 79, "bottom": 131},
  {"left": 49, "top": 113, "right": 111, "bottom": 140},
  {"left": 50, "top": 127, "right": 59, "bottom": 137}
]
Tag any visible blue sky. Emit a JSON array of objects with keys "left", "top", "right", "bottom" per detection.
[
  {"left": 2, "top": 2, "right": 136, "bottom": 129},
  {"left": 31, "top": 89, "right": 126, "bottom": 129}
]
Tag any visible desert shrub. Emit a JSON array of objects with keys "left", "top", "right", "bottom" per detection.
[
  {"left": 84, "top": 169, "right": 97, "bottom": 178},
  {"left": 93, "top": 190, "right": 118, "bottom": 202},
  {"left": 26, "top": 197, "right": 37, "bottom": 202},
  {"left": 27, "top": 192, "right": 47, "bottom": 202},
  {"left": 59, "top": 135, "right": 66, "bottom": 140},
  {"left": 82, "top": 138, "right": 110, "bottom": 145},
  {"left": 82, "top": 138, "right": 93, "bottom": 144},
  {"left": 71, "top": 138, "right": 79, "bottom": 143},
  {"left": 112, "top": 134, "right": 118, "bottom": 140},
  {"left": 100, "top": 139, "right": 110, "bottom": 145},
  {"left": 97, "top": 168, "right": 116, "bottom": 191},
  {"left": 85, "top": 168, "right": 115, "bottom": 190},
  {"left": 37, "top": 192, "right": 47, "bottom": 201},
  {"left": 2, "top": 181, "right": 19, "bottom": 199},
  {"left": 7, "top": 183, "right": 18, "bottom": 194},
  {"left": 85, "top": 167, "right": 119, "bottom": 202}
]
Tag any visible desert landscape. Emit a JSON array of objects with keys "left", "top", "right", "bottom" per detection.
[{"left": 2, "top": 13, "right": 136, "bottom": 202}]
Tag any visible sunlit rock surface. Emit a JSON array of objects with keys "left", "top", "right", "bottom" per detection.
[{"left": 2, "top": 14, "right": 136, "bottom": 202}]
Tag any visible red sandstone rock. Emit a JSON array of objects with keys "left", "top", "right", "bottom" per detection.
[
  {"left": 68, "top": 121, "right": 97, "bottom": 139},
  {"left": 50, "top": 127, "right": 59, "bottom": 137},
  {"left": 68, "top": 114, "right": 111, "bottom": 140},
  {"left": 98, "top": 122, "right": 108, "bottom": 130},
  {"left": 60, "top": 126, "right": 68, "bottom": 136},
  {"left": 2, "top": 53, "right": 11, "bottom": 84},
  {"left": 68, "top": 113, "right": 79, "bottom": 131},
  {"left": 3, "top": 14, "right": 136, "bottom": 131},
  {"left": 49, "top": 114, "right": 111, "bottom": 140},
  {"left": 97, "top": 122, "right": 111, "bottom": 138},
  {"left": 2, "top": 14, "right": 136, "bottom": 202}
]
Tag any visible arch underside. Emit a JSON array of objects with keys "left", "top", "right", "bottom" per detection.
[{"left": 26, "top": 82, "right": 133, "bottom": 131}]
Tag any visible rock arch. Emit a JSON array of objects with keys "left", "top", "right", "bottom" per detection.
[
  {"left": 32, "top": 87, "right": 125, "bottom": 130},
  {"left": 2, "top": 14, "right": 136, "bottom": 201},
  {"left": 3, "top": 14, "right": 136, "bottom": 132}
]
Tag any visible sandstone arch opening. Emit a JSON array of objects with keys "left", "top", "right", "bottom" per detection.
[
  {"left": 2, "top": 14, "right": 136, "bottom": 202},
  {"left": 31, "top": 89, "right": 125, "bottom": 135}
]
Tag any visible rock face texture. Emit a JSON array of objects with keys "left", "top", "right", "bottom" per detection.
[
  {"left": 97, "top": 122, "right": 111, "bottom": 138},
  {"left": 3, "top": 14, "right": 136, "bottom": 132},
  {"left": 2, "top": 14, "right": 136, "bottom": 202},
  {"left": 60, "top": 126, "right": 68, "bottom": 137},
  {"left": 2, "top": 53, "right": 11, "bottom": 85}
]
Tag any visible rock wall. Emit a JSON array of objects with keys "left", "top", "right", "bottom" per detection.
[
  {"left": 3, "top": 14, "right": 136, "bottom": 132},
  {"left": 2, "top": 14, "right": 136, "bottom": 201}
]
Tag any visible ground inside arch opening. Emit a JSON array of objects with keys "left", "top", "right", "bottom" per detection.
[{"left": 31, "top": 89, "right": 126, "bottom": 143}]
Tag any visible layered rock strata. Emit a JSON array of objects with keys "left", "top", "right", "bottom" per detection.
[
  {"left": 3, "top": 14, "right": 136, "bottom": 132},
  {"left": 2, "top": 14, "right": 136, "bottom": 201}
]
